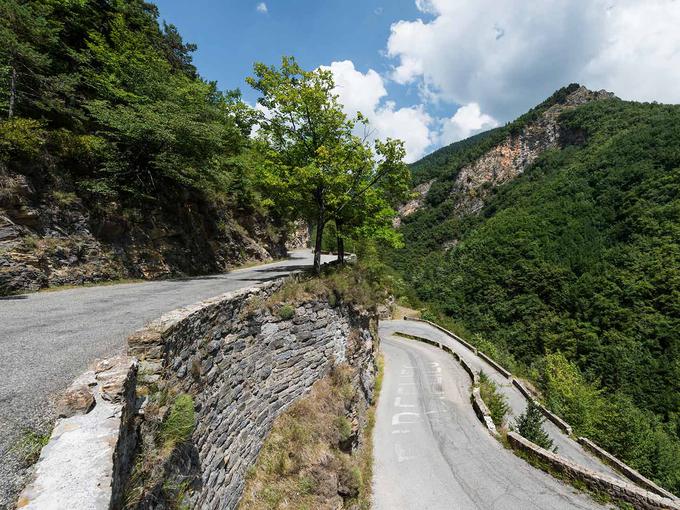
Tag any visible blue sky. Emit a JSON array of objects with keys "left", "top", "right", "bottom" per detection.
[
  {"left": 153, "top": 0, "right": 680, "bottom": 162},
  {"left": 154, "top": 0, "right": 425, "bottom": 109}
]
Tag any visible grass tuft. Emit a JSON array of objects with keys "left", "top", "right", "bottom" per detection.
[
  {"left": 277, "top": 304, "right": 294, "bottom": 320},
  {"left": 15, "top": 429, "right": 50, "bottom": 465},
  {"left": 160, "top": 394, "right": 196, "bottom": 451}
]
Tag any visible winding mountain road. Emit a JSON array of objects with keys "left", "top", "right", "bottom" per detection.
[
  {"left": 381, "top": 320, "right": 626, "bottom": 479},
  {"left": 373, "top": 323, "right": 615, "bottom": 510},
  {"left": 0, "top": 250, "right": 330, "bottom": 508}
]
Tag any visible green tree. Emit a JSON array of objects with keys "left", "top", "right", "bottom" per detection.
[
  {"left": 514, "top": 400, "right": 555, "bottom": 452},
  {"left": 0, "top": 0, "right": 59, "bottom": 118},
  {"left": 247, "top": 56, "right": 410, "bottom": 272}
]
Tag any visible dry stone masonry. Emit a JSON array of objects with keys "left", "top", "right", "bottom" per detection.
[
  {"left": 17, "top": 278, "right": 377, "bottom": 510},
  {"left": 508, "top": 432, "right": 680, "bottom": 510},
  {"left": 126, "top": 279, "right": 377, "bottom": 509}
]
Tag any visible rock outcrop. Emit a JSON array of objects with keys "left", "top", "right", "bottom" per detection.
[
  {"left": 0, "top": 164, "right": 286, "bottom": 295},
  {"left": 399, "top": 86, "right": 615, "bottom": 221},
  {"left": 394, "top": 180, "right": 433, "bottom": 227},
  {"left": 450, "top": 87, "right": 614, "bottom": 215}
]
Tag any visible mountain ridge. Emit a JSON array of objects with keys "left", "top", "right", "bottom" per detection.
[{"left": 386, "top": 87, "right": 680, "bottom": 494}]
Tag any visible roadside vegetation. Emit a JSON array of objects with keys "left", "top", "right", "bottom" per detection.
[
  {"left": 477, "top": 371, "right": 510, "bottom": 428},
  {"left": 1, "top": 0, "right": 412, "bottom": 295},
  {"left": 239, "top": 362, "right": 382, "bottom": 510},
  {"left": 124, "top": 392, "right": 196, "bottom": 508},
  {"left": 14, "top": 429, "right": 50, "bottom": 465},
  {"left": 264, "top": 241, "right": 409, "bottom": 312},
  {"left": 513, "top": 400, "right": 555, "bottom": 452}
]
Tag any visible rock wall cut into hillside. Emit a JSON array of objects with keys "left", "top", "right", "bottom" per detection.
[{"left": 0, "top": 165, "right": 286, "bottom": 295}]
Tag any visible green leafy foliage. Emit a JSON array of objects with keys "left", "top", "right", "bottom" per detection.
[
  {"left": 0, "top": 118, "right": 45, "bottom": 160},
  {"left": 540, "top": 353, "right": 680, "bottom": 491},
  {"left": 387, "top": 95, "right": 680, "bottom": 493},
  {"left": 0, "top": 0, "right": 263, "bottom": 210},
  {"left": 478, "top": 370, "right": 510, "bottom": 427},
  {"left": 248, "top": 57, "right": 410, "bottom": 270}
]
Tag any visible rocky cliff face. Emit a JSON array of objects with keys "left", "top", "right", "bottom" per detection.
[
  {"left": 0, "top": 165, "right": 286, "bottom": 295},
  {"left": 399, "top": 86, "right": 615, "bottom": 221},
  {"left": 394, "top": 180, "right": 433, "bottom": 227}
]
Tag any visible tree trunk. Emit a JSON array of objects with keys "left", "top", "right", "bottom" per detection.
[
  {"left": 313, "top": 187, "right": 325, "bottom": 274},
  {"left": 336, "top": 219, "right": 345, "bottom": 264},
  {"left": 8, "top": 65, "right": 16, "bottom": 119},
  {"left": 314, "top": 217, "right": 324, "bottom": 274}
]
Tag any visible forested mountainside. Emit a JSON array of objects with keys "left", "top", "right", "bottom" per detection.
[
  {"left": 386, "top": 85, "right": 680, "bottom": 493},
  {"left": 0, "top": 0, "right": 291, "bottom": 295}
]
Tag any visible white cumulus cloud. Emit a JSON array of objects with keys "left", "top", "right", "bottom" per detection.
[
  {"left": 324, "top": 60, "right": 434, "bottom": 163},
  {"left": 438, "top": 103, "right": 499, "bottom": 146},
  {"left": 256, "top": 2, "right": 268, "bottom": 14},
  {"left": 387, "top": 0, "right": 680, "bottom": 121}
]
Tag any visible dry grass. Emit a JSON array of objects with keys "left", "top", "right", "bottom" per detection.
[
  {"left": 239, "top": 365, "right": 371, "bottom": 510},
  {"left": 265, "top": 263, "right": 389, "bottom": 313},
  {"left": 391, "top": 304, "right": 420, "bottom": 320}
]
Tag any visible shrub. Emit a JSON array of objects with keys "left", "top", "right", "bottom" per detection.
[
  {"left": 478, "top": 370, "right": 510, "bottom": 427},
  {"left": 0, "top": 118, "right": 46, "bottom": 160},
  {"left": 514, "top": 400, "right": 555, "bottom": 452},
  {"left": 336, "top": 416, "right": 352, "bottom": 442},
  {"left": 540, "top": 352, "right": 603, "bottom": 437},
  {"left": 52, "top": 190, "right": 79, "bottom": 207},
  {"left": 277, "top": 304, "right": 294, "bottom": 320}
]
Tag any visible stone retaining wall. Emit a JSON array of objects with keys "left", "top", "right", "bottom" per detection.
[
  {"left": 578, "top": 437, "right": 678, "bottom": 501},
  {"left": 18, "top": 278, "right": 377, "bottom": 510},
  {"left": 508, "top": 432, "right": 680, "bottom": 510},
  {"left": 127, "top": 279, "right": 377, "bottom": 510}
]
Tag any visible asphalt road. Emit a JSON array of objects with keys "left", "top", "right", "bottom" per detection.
[
  {"left": 380, "top": 320, "right": 626, "bottom": 480},
  {"left": 0, "top": 249, "right": 330, "bottom": 508},
  {"left": 373, "top": 329, "right": 612, "bottom": 510}
]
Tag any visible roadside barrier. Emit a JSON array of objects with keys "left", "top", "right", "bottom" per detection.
[
  {"left": 403, "top": 317, "right": 511, "bottom": 378},
  {"left": 395, "top": 317, "right": 679, "bottom": 502},
  {"left": 508, "top": 432, "right": 680, "bottom": 510},
  {"left": 578, "top": 437, "right": 678, "bottom": 501}
]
